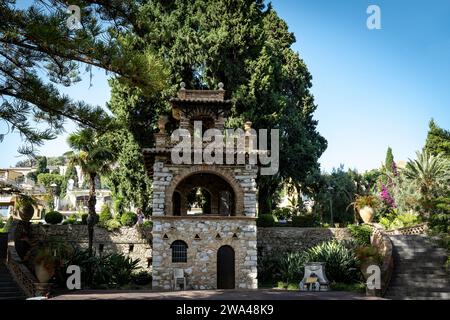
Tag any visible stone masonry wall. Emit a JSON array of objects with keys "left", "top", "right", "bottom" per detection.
[
  {"left": 31, "top": 225, "right": 153, "bottom": 270},
  {"left": 257, "top": 227, "right": 352, "bottom": 256},
  {"left": 152, "top": 217, "right": 257, "bottom": 290}
]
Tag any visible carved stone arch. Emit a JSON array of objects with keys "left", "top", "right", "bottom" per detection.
[{"left": 165, "top": 165, "right": 244, "bottom": 216}]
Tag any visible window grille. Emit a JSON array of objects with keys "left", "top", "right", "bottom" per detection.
[{"left": 171, "top": 240, "right": 188, "bottom": 263}]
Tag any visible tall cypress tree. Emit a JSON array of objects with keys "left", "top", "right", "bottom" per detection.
[{"left": 106, "top": 0, "right": 327, "bottom": 213}]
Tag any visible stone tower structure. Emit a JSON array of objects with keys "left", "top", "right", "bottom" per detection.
[{"left": 143, "top": 83, "right": 258, "bottom": 290}]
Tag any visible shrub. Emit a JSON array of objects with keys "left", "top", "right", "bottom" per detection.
[
  {"left": 348, "top": 224, "right": 373, "bottom": 246},
  {"left": 279, "top": 252, "right": 306, "bottom": 283},
  {"left": 81, "top": 213, "right": 99, "bottom": 225},
  {"left": 131, "top": 271, "right": 152, "bottom": 285},
  {"left": 257, "top": 253, "right": 282, "bottom": 283},
  {"left": 55, "top": 249, "right": 140, "bottom": 289},
  {"left": 105, "top": 219, "right": 122, "bottom": 231},
  {"left": 390, "top": 212, "right": 422, "bottom": 229},
  {"left": 428, "top": 213, "right": 449, "bottom": 234},
  {"left": 45, "top": 211, "right": 64, "bottom": 225},
  {"left": 62, "top": 214, "right": 78, "bottom": 225},
  {"left": 257, "top": 214, "right": 276, "bottom": 227},
  {"left": 99, "top": 205, "right": 112, "bottom": 224},
  {"left": 121, "top": 212, "right": 138, "bottom": 227},
  {"left": 273, "top": 208, "right": 292, "bottom": 220},
  {"left": 142, "top": 220, "right": 153, "bottom": 229},
  {"left": 355, "top": 245, "right": 383, "bottom": 266},
  {"left": 0, "top": 217, "right": 13, "bottom": 233},
  {"left": 305, "top": 241, "right": 361, "bottom": 284},
  {"left": 292, "top": 215, "right": 315, "bottom": 227}
]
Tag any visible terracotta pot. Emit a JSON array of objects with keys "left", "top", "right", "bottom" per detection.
[
  {"left": 359, "top": 206, "right": 375, "bottom": 224},
  {"left": 34, "top": 262, "right": 54, "bottom": 283}
]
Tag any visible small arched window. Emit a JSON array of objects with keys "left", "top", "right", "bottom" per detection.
[{"left": 171, "top": 240, "right": 188, "bottom": 263}]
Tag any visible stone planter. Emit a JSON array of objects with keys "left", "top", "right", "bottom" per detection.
[
  {"left": 359, "top": 206, "right": 375, "bottom": 224},
  {"left": 34, "top": 262, "right": 54, "bottom": 283}
]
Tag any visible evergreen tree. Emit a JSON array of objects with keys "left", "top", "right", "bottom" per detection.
[
  {"left": 385, "top": 147, "right": 394, "bottom": 173},
  {"left": 425, "top": 119, "right": 450, "bottom": 159},
  {"left": 107, "top": 0, "right": 327, "bottom": 213}
]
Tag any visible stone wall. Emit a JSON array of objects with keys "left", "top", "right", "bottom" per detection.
[
  {"left": 257, "top": 227, "right": 352, "bottom": 256},
  {"left": 31, "top": 225, "right": 153, "bottom": 270},
  {"left": 152, "top": 216, "right": 257, "bottom": 290}
]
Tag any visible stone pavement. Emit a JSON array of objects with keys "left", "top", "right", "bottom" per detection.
[{"left": 51, "top": 289, "right": 385, "bottom": 300}]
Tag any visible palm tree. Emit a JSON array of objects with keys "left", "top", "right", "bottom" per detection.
[
  {"left": 403, "top": 150, "right": 450, "bottom": 212},
  {"left": 67, "top": 128, "right": 115, "bottom": 255}
]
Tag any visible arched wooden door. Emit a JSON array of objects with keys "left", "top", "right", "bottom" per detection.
[{"left": 217, "top": 246, "right": 235, "bottom": 289}]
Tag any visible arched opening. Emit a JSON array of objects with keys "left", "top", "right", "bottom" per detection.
[
  {"left": 172, "top": 172, "right": 236, "bottom": 216},
  {"left": 187, "top": 187, "right": 211, "bottom": 215},
  {"left": 173, "top": 191, "right": 181, "bottom": 216},
  {"left": 217, "top": 245, "right": 235, "bottom": 289}
]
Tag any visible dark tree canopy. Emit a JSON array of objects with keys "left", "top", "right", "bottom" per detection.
[{"left": 3, "top": 1, "right": 327, "bottom": 214}]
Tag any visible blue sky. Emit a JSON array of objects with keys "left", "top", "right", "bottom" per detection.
[{"left": 1, "top": 0, "right": 449, "bottom": 172}]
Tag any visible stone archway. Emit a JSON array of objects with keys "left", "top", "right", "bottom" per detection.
[{"left": 165, "top": 166, "right": 245, "bottom": 216}]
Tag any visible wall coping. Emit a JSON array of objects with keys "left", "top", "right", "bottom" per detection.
[{"left": 152, "top": 215, "right": 257, "bottom": 221}]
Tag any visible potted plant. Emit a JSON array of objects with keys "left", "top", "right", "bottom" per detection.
[
  {"left": 348, "top": 195, "right": 380, "bottom": 224},
  {"left": 14, "top": 194, "right": 36, "bottom": 222}
]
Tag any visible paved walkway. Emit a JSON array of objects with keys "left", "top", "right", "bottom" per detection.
[{"left": 51, "top": 289, "right": 384, "bottom": 300}]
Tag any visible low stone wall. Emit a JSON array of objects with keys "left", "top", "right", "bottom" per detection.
[
  {"left": 31, "top": 225, "right": 153, "bottom": 270},
  {"left": 257, "top": 227, "right": 352, "bottom": 256},
  {"left": 369, "top": 224, "right": 394, "bottom": 297}
]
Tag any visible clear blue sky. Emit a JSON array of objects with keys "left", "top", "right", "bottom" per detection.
[{"left": 1, "top": 0, "right": 449, "bottom": 172}]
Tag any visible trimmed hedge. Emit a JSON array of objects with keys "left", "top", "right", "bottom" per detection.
[
  {"left": 121, "top": 211, "right": 138, "bottom": 227},
  {"left": 45, "top": 211, "right": 64, "bottom": 225}
]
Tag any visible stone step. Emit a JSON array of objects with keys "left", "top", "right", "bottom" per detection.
[
  {"left": 389, "top": 294, "right": 450, "bottom": 300},
  {"left": 388, "top": 280, "right": 450, "bottom": 289},
  {"left": 0, "top": 291, "right": 26, "bottom": 298},
  {"left": 387, "top": 290, "right": 450, "bottom": 299}
]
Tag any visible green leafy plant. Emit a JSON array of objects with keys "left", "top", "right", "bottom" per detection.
[
  {"left": 348, "top": 194, "right": 380, "bottom": 212},
  {"left": 355, "top": 245, "right": 383, "bottom": 266},
  {"left": 99, "top": 205, "right": 112, "bottom": 224},
  {"left": 105, "top": 219, "right": 122, "bottom": 231},
  {"left": 348, "top": 224, "right": 373, "bottom": 246},
  {"left": 278, "top": 252, "right": 306, "bottom": 283},
  {"left": 257, "top": 214, "right": 276, "bottom": 227},
  {"left": 120, "top": 211, "right": 138, "bottom": 227},
  {"left": 273, "top": 208, "right": 292, "bottom": 220},
  {"left": 0, "top": 217, "right": 13, "bottom": 233},
  {"left": 142, "top": 220, "right": 153, "bottom": 229},
  {"left": 305, "top": 241, "right": 361, "bottom": 284},
  {"left": 131, "top": 270, "right": 152, "bottom": 286},
  {"left": 44, "top": 211, "right": 64, "bottom": 225},
  {"left": 62, "top": 214, "right": 79, "bottom": 225},
  {"left": 257, "top": 253, "right": 282, "bottom": 283}
]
